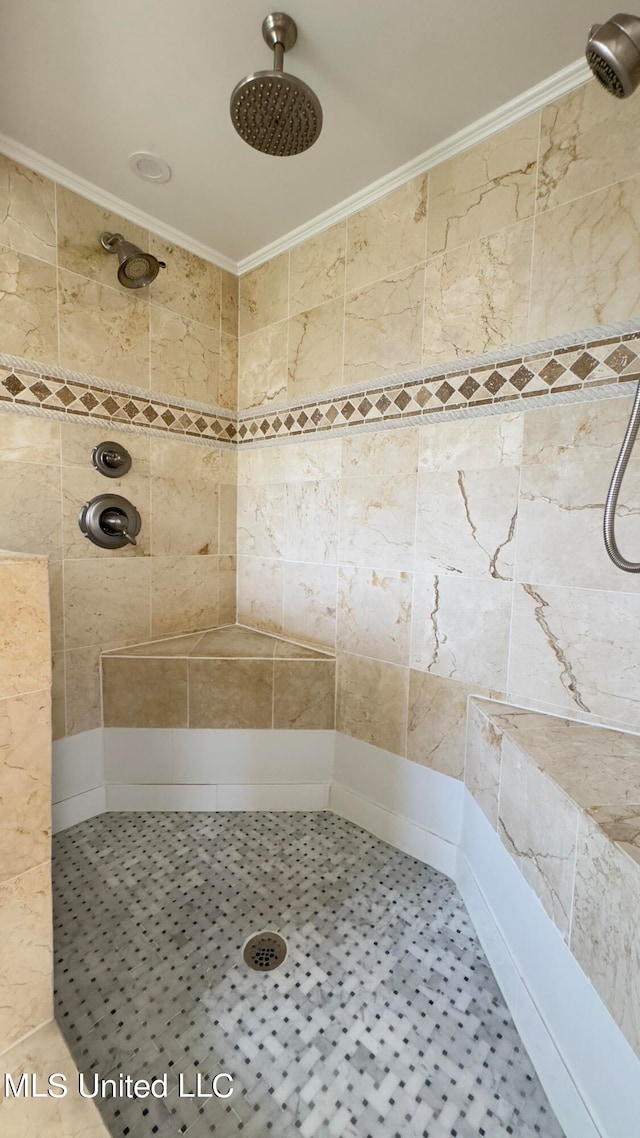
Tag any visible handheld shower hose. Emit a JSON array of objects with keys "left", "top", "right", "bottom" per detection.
[
  {"left": 585, "top": 15, "right": 640, "bottom": 571},
  {"left": 603, "top": 377, "right": 640, "bottom": 571}
]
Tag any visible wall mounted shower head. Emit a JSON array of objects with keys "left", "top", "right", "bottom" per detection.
[
  {"left": 100, "top": 232, "right": 166, "bottom": 289},
  {"left": 230, "top": 12, "right": 322, "bottom": 156},
  {"left": 586, "top": 13, "right": 640, "bottom": 97}
]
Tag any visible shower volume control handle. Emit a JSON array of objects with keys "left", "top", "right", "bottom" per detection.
[
  {"left": 78, "top": 494, "right": 142, "bottom": 550},
  {"left": 92, "top": 440, "right": 132, "bottom": 478}
]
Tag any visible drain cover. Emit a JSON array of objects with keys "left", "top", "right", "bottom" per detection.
[{"left": 243, "top": 931, "right": 287, "bottom": 972}]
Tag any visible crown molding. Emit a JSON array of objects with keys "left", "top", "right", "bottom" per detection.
[
  {"left": 237, "top": 57, "right": 592, "bottom": 274},
  {"left": 0, "top": 132, "right": 237, "bottom": 274},
  {"left": 0, "top": 57, "right": 591, "bottom": 278}
]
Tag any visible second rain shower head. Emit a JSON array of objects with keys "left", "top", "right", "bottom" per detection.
[
  {"left": 586, "top": 12, "right": 640, "bottom": 97},
  {"left": 230, "top": 12, "right": 322, "bottom": 156},
  {"left": 100, "top": 233, "right": 166, "bottom": 289}
]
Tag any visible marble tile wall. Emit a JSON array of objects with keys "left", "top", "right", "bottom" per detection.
[
  {"left": 238, "top": 80, "right": 640, "bottom": 411},
  {"left": 464, "top": 697, "right": 640, "bottom": 1060},
  {"left": 0, "top": 553, "right": 53, "bottom": 1055},
  {"left": 0, "top": 155, "right": 238, "bottom": 739}
]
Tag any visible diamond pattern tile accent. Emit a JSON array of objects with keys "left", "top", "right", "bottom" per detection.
[{"left": 2, "top": 373, "right": 26, "bottom": 395}]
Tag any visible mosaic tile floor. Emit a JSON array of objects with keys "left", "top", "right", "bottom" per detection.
[{"left": 53, "top": 812, "right": 565, "bottom": 1138}]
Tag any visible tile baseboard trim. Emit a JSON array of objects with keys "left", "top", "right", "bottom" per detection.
[
  {"left": 52, "top": 786, "right": 107, "bottom": 834},
  {"left": 330, "top": 783, "right": 458, "bottom": 879},
  {"left": 105, "top": 782, "right": 329, "bottom": 811},
  {"left": 458, "top": 792, "right": 640, "bottom": 1138}
]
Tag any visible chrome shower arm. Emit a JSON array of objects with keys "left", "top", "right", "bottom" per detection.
[{"left": 603, "top": 377, "right": 640, "bottom": 572}]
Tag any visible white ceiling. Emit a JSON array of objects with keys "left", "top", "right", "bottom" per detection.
[{"left": 0, "top": 0, "right": 603, "bottom": 265}]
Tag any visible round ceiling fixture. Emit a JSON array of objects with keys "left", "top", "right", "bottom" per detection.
[{"left": 128, "top": 152, "right": 172, "bottom": 183}]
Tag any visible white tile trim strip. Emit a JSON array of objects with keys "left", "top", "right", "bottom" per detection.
[
  {"left": 53, "top": 725, "right": 640, "bottom": 1137},
  {"left": 0, "top": 60, "right": 590, "bottom": 276}
]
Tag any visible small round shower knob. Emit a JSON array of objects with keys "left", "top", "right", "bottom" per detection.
[
  {"left": 78, "top": 494, "right": 142, "bottom": 549},
  {"left": 92, "top": 440, "right": 132, "bottom": 478}
]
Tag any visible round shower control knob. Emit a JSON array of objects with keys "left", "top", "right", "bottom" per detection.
[
  {"left": 78, "top": 494, "right": 142, "bottom": 549},
  {"left": 92, "top": 440, "right": 132, "bottom": 478}
]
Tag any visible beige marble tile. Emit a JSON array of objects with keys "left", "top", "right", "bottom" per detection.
[
  {"left": 284, "top": 437, "right": 343, "bottom": 482},
  {"left": 237, "top": 483, "right": 285, "bottom": 557},
  {"left": 289, "top": 223, "right": 346, "bottom": 315},
  {"left": 285, "top": 480, "right": 339, "bottom": 564},
  {"left": 0, "top": 247, "right": 57, "bottom": 360},
  {"left": 416, "top": 466, "right": 519, "bottom": 579},
  {"left": 61, "top": 419, "right": 150, "bottom": 472},
  {"left": 0, "top": 690, "right": 50, "bottom": 882},
  {"left": 337, "top": 566, "right": 412, "bottom": 665},
  {"left": 219, "top": 483, "right": 237, "bottom": 555},
  {"left": 499, "top": 736, "right": 578, "bottom": 939},
  {"left": 64, "top": 646, "right": 102, "bottom": 736},
  {"left": 423, "top": 221, "right": 533, "bottom": 364},
  {"left": 0, "top": 156, "right": 55, "bottom": 263},
  {"left": 0, "top": 411, "right": 59, "bottom": 464},
  {"left": 516, "top": 459, "right": 640, "bottom": 593},
  {"left": 150, "top": 436, "right": 221, "bottom": 557},
  {"left": 48, "top": 560, "right": 64, "bottom": 654},
  {"left": 0, "top": 557, "right": 50, "bottom": 699},
  {"left": 219, "top": 332, "right": 238, "bottom": 409},
  {"left": 149, "top": 305, "right": 220, "bottom": 403},
  {"left": 484, "top": 705, "right": 640, "bottom": 811},
  {"left": 56, "top": 186, "right": 148, "bottom": 286},
  {"left": 189, "top": 658, "right": 273, "bottom": 728},
  {"left": 103, "top": 657, "right": 188, "bottom": 727},
  {"left": 336, "top": 652, "right": 408, "bottom": 756},
  {"left": 427, "top": 115, "right": 539, "bottom": 255},
  {"left": 419, "top": 412, "right": 523, "bottom": 472},
  {"left": 190, "top": 625, "right": 275, "bottom": 658},
  {"left": 0, "top": 1020, "right": 111, "bottom": 1136},
  {"left": 521, "top": 396, "right": 635, "bottom": 467},
  {"left": 105, "top": 632, "right": 204, "bottom": 657},
  {"left": 239, "top": 253, "right": 288, "bottom": 336},
  {"left": 63, "top": 557, "right": 151, "bottom": 650},
  {"left": 589, "top": 805, "right": 640, "bottom": 867},
  {"left": 283, "top": 561, "right": 337, "bottom": 649},
  {"left": 408, "top": 673, "right": 497, "bottom": 780},
  {"left": 529, "top": 177, "right": 640, "bottom": 340},
  {"left": 51, "top": 651, "right": 66, "bottom": 741},
  {"left": 220, "top": 268, "right": 239, "bottom": 337},
  {"left": 0, "top": 458, "right": 62, "bottom": 558},
  {"left": 238, "top": 320, "right": 288, "bottom": 410},
  {"left": 0, "top": 861, "right": 52, "bottom": 1050},
  {"left": 342, "top": 427, "right": 419, "bottom": 478},
  {"left": 346, "top": 176, "right": 428, "bottom": 292},
  {"left": 538, "top": 80, "right": 640, "bottom": 213},
  {"left": 464, "top": 698, "right": 504, "bottom": 826},
  {"left": 58, "top": 269, "right": 149, "bottom": 385},
  {"left": 288, "top": 297, "right": 344, "bottom": 399},
  {"left": 411, "top": 573, "right": 512, "bottom": 688},
  {"left": 344, "top": 265, "right": 425, "bottom": 385},
  {"left": 237, "top": 555, "right": 284, "bottom": 634},
  {"left": 508, "top": 582, "right": 640, "bottom": 730},
  {"left": 274, "top": 639, "right": 332, "bottom": 660},
  {"left": 273, "top": 660, "right": 335, "bottom": 729},
  {"left": 339, "top": 474, "right": 417, "bottom": 572},
  {"left": 219, "top": 554, "right": 236, "bottom": 625},
  {"left": 148, "top": 238, "right": 220, "bottom": 327},
  {"left": 571, "top": 813, "right": 640, "bottom": 1057},
  {"left": 150, "top": 555, "right": 219, "bottom": 638},
  {"left": 62, "top": 465, "right": 151, "bottom": 560}
]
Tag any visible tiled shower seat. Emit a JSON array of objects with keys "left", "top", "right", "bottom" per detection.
[{"left": 101, "top": 625, "right": 335, "bottom": 729}]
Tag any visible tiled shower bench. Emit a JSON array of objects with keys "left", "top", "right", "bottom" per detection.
[
  {"left": 465, "top": 697, "right": 640, "bottom": 1064},
  {"left": 101, "top": 624, "right": 336, "bottom": 729}
]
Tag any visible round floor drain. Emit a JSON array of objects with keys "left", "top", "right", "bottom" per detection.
[{"left": 243, "top": 931, "right": 287, "bottom": 972}]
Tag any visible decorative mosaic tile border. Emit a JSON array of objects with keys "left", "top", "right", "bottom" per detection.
[
  {"left": 2, "top": 323, "right": 640, "bottom": 451},
  {"left": 0, "top": 355, "right": 238, "bottom": 445}
]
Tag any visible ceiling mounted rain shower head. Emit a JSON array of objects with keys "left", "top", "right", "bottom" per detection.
[
  {"left": 100, "top": 232, "right": 166, "bottom": 289},
  {"left": 230, "top": 12, "right": 322, "bottom": 156},
  {"left": 586, "top": 13, "right": 640, "bottom": 97}
]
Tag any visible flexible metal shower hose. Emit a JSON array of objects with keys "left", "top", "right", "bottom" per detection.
[{"left": 603, "top": 377, "right": 640, "bottom": 572}]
